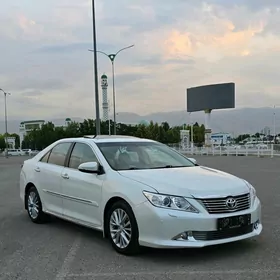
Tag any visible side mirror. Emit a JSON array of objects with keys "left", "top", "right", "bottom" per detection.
[
  {"left": 78, "top": 162, "right": 99, "bottom": 173},
  {"left": 188, "top": 157, "right": 197, "bottom": 165}
]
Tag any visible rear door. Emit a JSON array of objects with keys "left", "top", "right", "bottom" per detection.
[{"left": 34, "top": 142, "right": 73, "bottom": 215}]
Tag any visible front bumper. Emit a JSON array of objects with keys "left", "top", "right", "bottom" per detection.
[{"left": 134, "top": 197, "right": 262, "bottom": 249}]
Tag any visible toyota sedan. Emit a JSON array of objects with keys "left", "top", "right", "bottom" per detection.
[{"left": 20, "top": 135, "right": 262, "bottom": 255}]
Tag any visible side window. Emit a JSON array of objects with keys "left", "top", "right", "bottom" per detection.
[
  {"left": 40, "top": 151, "right": 51, "bottom": 163},
  {"left": 69, "top": 143, "right": 98, "bottom": 170},
  {"left": 48, "top": 142, "right": 72, "bottom": 166}
]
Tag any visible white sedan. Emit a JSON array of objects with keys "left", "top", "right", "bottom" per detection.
[{"left": 20, "top": 135, "right": 262, "bottom": 255}]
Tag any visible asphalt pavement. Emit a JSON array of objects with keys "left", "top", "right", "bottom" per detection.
[{"left": 0, "top": 155, "right": 280, "bottom": 280}]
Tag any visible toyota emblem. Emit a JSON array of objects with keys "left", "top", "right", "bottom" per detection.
[{"left": 226, "top": 197, "right": 237, "bottom": 209}]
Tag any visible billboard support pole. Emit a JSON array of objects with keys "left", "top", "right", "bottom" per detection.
[
  {"left": 204, "top": 109, "right": 212, "bottom": 147},
  {"left": 189, "top": 112, "right": 194, "bottom": 150}
]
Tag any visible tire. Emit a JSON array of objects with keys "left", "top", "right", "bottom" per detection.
[
  {"left": 26, "top": 186, "right": 50, "bottom": 224},
  {"left": 106, "top": 200, "right": 140, "bottom": 255}
]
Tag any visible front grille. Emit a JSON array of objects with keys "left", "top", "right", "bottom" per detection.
[
  {"left": 199, "top": 193, "right": 250, "bottom": 214},
  {"left": 193, "top": 224, "right": 253, "bottom": 241}
]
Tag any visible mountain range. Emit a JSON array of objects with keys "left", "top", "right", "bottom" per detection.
[{"left": 0, "top": 107, "right": 278, "bottom": 136}]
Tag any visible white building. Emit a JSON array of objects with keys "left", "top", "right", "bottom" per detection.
[
  {"left": 180, "top": 130, "right": 190, "bottom": 149},
  {"left": 19, "top": 120, "right": 45, "bottom": 147},
  {"left": 261, "top": 126, "right": 270, "bottom": 136},
  {"left": 211, "top": 132, "right": 232, "bottom": 145},
  {"left": 19, "top": 118, "right": 72, "bottom": 147},
  {"left": 5, "top": 136, "right": 16, "bottom": 149},
  {"left": 53, "top": 118, "right": 72, "bottom": 129}
]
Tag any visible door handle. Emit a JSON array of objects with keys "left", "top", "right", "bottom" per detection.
[
  {"left": 61, "top": 173, "right": 69, "bottom": 179},
  {"left": 34, "top": 167, "right": 40, "bottom": 172}
]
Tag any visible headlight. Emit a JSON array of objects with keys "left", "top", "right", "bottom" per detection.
[
  {"left": 143, "top": 191, "right": 199, "bottom": 213},
  {"left": 244, "top": 180, "right": 256, "bottom": 205}
]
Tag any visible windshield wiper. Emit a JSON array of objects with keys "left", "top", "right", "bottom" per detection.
[
  {"left": 163, "top": 165, "right": 174, "bottom": 168},
  {"left": 122, "top": 165, "right": 191, "bottom": 170},
  {"left": 151, "top": 165, "right": 185, "bottom": 169}
]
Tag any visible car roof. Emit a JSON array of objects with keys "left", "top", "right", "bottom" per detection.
[{"left": 57, "top": 135, "right": 156, "bottom": 144}]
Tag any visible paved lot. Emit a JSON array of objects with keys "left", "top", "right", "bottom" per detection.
[{"left": 0, "top": 155, "right": 280, "bottom": 280}]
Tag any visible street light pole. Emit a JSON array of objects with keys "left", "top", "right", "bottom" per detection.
[
  {"left": 111, "top": 60, "right": 116, "bottom": 135},
  {"left": 0, "top": 88, "right": 11, "bottom": 158},
  {"left": 273, "top": 105, "right": 276, "bottom": 143},
  {"left": 89, "top": 44, "right": 134, "bottom": 135},
  {"left": 91, "top": 0, "right": 101, "bottom": 135},
  {"left": 108, "top": 99, "right": 111, "bottom": 136}
]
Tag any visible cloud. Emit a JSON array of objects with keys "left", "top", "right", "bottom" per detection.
[
  {"left": 0, "top": 0, "right": 280, "bottom": 120},
  {"left": 21, "top": 90, "right": 44, "bottom": 97},
  {"left": 201, "top": 0, "right": 280, "bottom": 11},
  {"left": 5, "top": 78, "right": 69, "bottom": 92},
  {"left": 34, "top": 42, "right": 115, "bottom": 53}
]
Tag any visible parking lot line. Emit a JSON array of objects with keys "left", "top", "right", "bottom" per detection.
[
  {"left": 55, "top": 236, "right": 82, "bottom": 280},
  {"left": 66, "top": 269, "right": 280, "bottom": 278}
]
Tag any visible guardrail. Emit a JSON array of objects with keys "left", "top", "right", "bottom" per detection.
[
  {"left": 2, "top": 146, "right": 280, "bottom": 158},
  {"left": 0, "top": 152, "right": 38, "bottom": 157},
  {"left": 172, "top": 144, "right": 280, "bottom": 158}
]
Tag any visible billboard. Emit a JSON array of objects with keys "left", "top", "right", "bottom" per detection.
[{"left": 186, "top": 82, "right": 235, "bottom": 112}]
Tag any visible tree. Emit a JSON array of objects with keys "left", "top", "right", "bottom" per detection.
[
  {"left": 235, "top": 134, "right": 250, "bottom": 143},
  {"left": 0, "top": 136, "right": 6, "bottom": 151},
  {"left": 23, "top": 118, "right": 206, "bottom": 149},
  {"left": 9, "top": 133, "right": 20, "bottom": 149}
]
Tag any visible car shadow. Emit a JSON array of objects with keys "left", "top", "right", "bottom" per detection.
[
  {"left": 138, "top": 239, "right": 261, "bottom": 263},
  {"left": 48, "top": 216, "right": 108, "bottom": 243}
]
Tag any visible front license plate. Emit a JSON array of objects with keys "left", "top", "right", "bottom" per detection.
[{"left": 217, "top": 214, "right": 251, "bottom": 230}]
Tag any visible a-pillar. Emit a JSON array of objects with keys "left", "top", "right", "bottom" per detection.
[{"left": 204, "top": 109, "right": 212, "bottom": 147}]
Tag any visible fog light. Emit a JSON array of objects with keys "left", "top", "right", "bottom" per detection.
[
  {"left": 254, "top": 220, "right": 259, "bottom": 230},
  {"left": 180, "top": 232, "right": 188, "bottom": 240},
  {"left": 173, "top": 232, "right": 189, "bottom": 240}
]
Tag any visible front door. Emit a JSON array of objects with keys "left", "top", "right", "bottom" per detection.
[{"left": 61, "top": 142, "right": 104, "bottom": 227}]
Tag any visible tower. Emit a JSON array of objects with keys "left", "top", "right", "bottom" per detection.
[
  {"left": 65, "top": 118, "right": 71, "bottom": 127},
  {"left": 101, "top": 74, "right": 109, "bottom": 121}
]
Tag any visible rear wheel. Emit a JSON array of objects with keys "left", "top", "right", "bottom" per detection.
[
  {"left": 107, "top": 200, "right": 140, "bottom": 255},
  {"left": 26, "top": 186, "right": 49, "bottom": 223}
]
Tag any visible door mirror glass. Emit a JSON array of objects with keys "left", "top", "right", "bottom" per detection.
[
  {"left": 188, "top": 157, "right": 197, "bottom": 165},
  {"left": 78, "top": 162, "right": 99, "bottom": 173}
]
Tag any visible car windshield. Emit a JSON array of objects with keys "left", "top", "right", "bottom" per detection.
[{"left": 96, "top": 141, "right": 195, "bottom": 171}]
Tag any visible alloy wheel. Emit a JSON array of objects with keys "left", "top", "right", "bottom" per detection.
[
  {"left": 27, "top": 191, "right": 40, "bottom": 220},
  {"left": 109, "top": 208, "right": 132, "bottom": 249}
]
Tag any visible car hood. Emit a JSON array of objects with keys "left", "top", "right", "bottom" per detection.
[{"left": 118, "top": 166, "right": 249, "bottom": 198}]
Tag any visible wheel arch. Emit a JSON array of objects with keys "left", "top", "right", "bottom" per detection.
[
  {"left": 24, "top": 182, "right": 36, "bottom": 209},
  {"left": 103, "top": 196, "right": 134, "bottom": 238}
]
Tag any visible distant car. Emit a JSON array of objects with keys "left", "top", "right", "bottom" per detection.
[
  {"left": 7, "top": 149, "right": 25, "bottom": 156},
  {"left": 29, "top": 150, "right": 40, "bottom": 156},
  {"left": 20, "top": 135, "right": 262, "bottom": 255},
  {"left": 256, "top": 144, "right": 268, "bottom": 149},
  {"left": 22, "top": 149, "right": 32, "bottom": 155}
]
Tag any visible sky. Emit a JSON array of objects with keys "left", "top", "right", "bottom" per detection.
[{"left": 0, "top": 0, "right": 280, "bottom": 121}]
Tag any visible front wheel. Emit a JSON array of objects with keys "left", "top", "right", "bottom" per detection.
[{"left": 107, "top": 200, "right": 140, "bottom": 255}]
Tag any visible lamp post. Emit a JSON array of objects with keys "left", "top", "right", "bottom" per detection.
[
  {"left": 0, "top": 88, "right": 11, "bottom": 158},
  {"left": 89, "top": 44, "right": 134, "bottom": 135},
  {"left": 91, "top": 0, "right": 101, "bottom": 135},
  {"left": 273, "top": 105, "right": 276, "bottom": 143}
]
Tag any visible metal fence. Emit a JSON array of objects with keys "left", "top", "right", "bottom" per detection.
[
  {"left": 2, "top": 145, "right": 280, "bottom": 158},
  {"left": 172, "top": 144, "right": 280, "bottom": 158}
]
